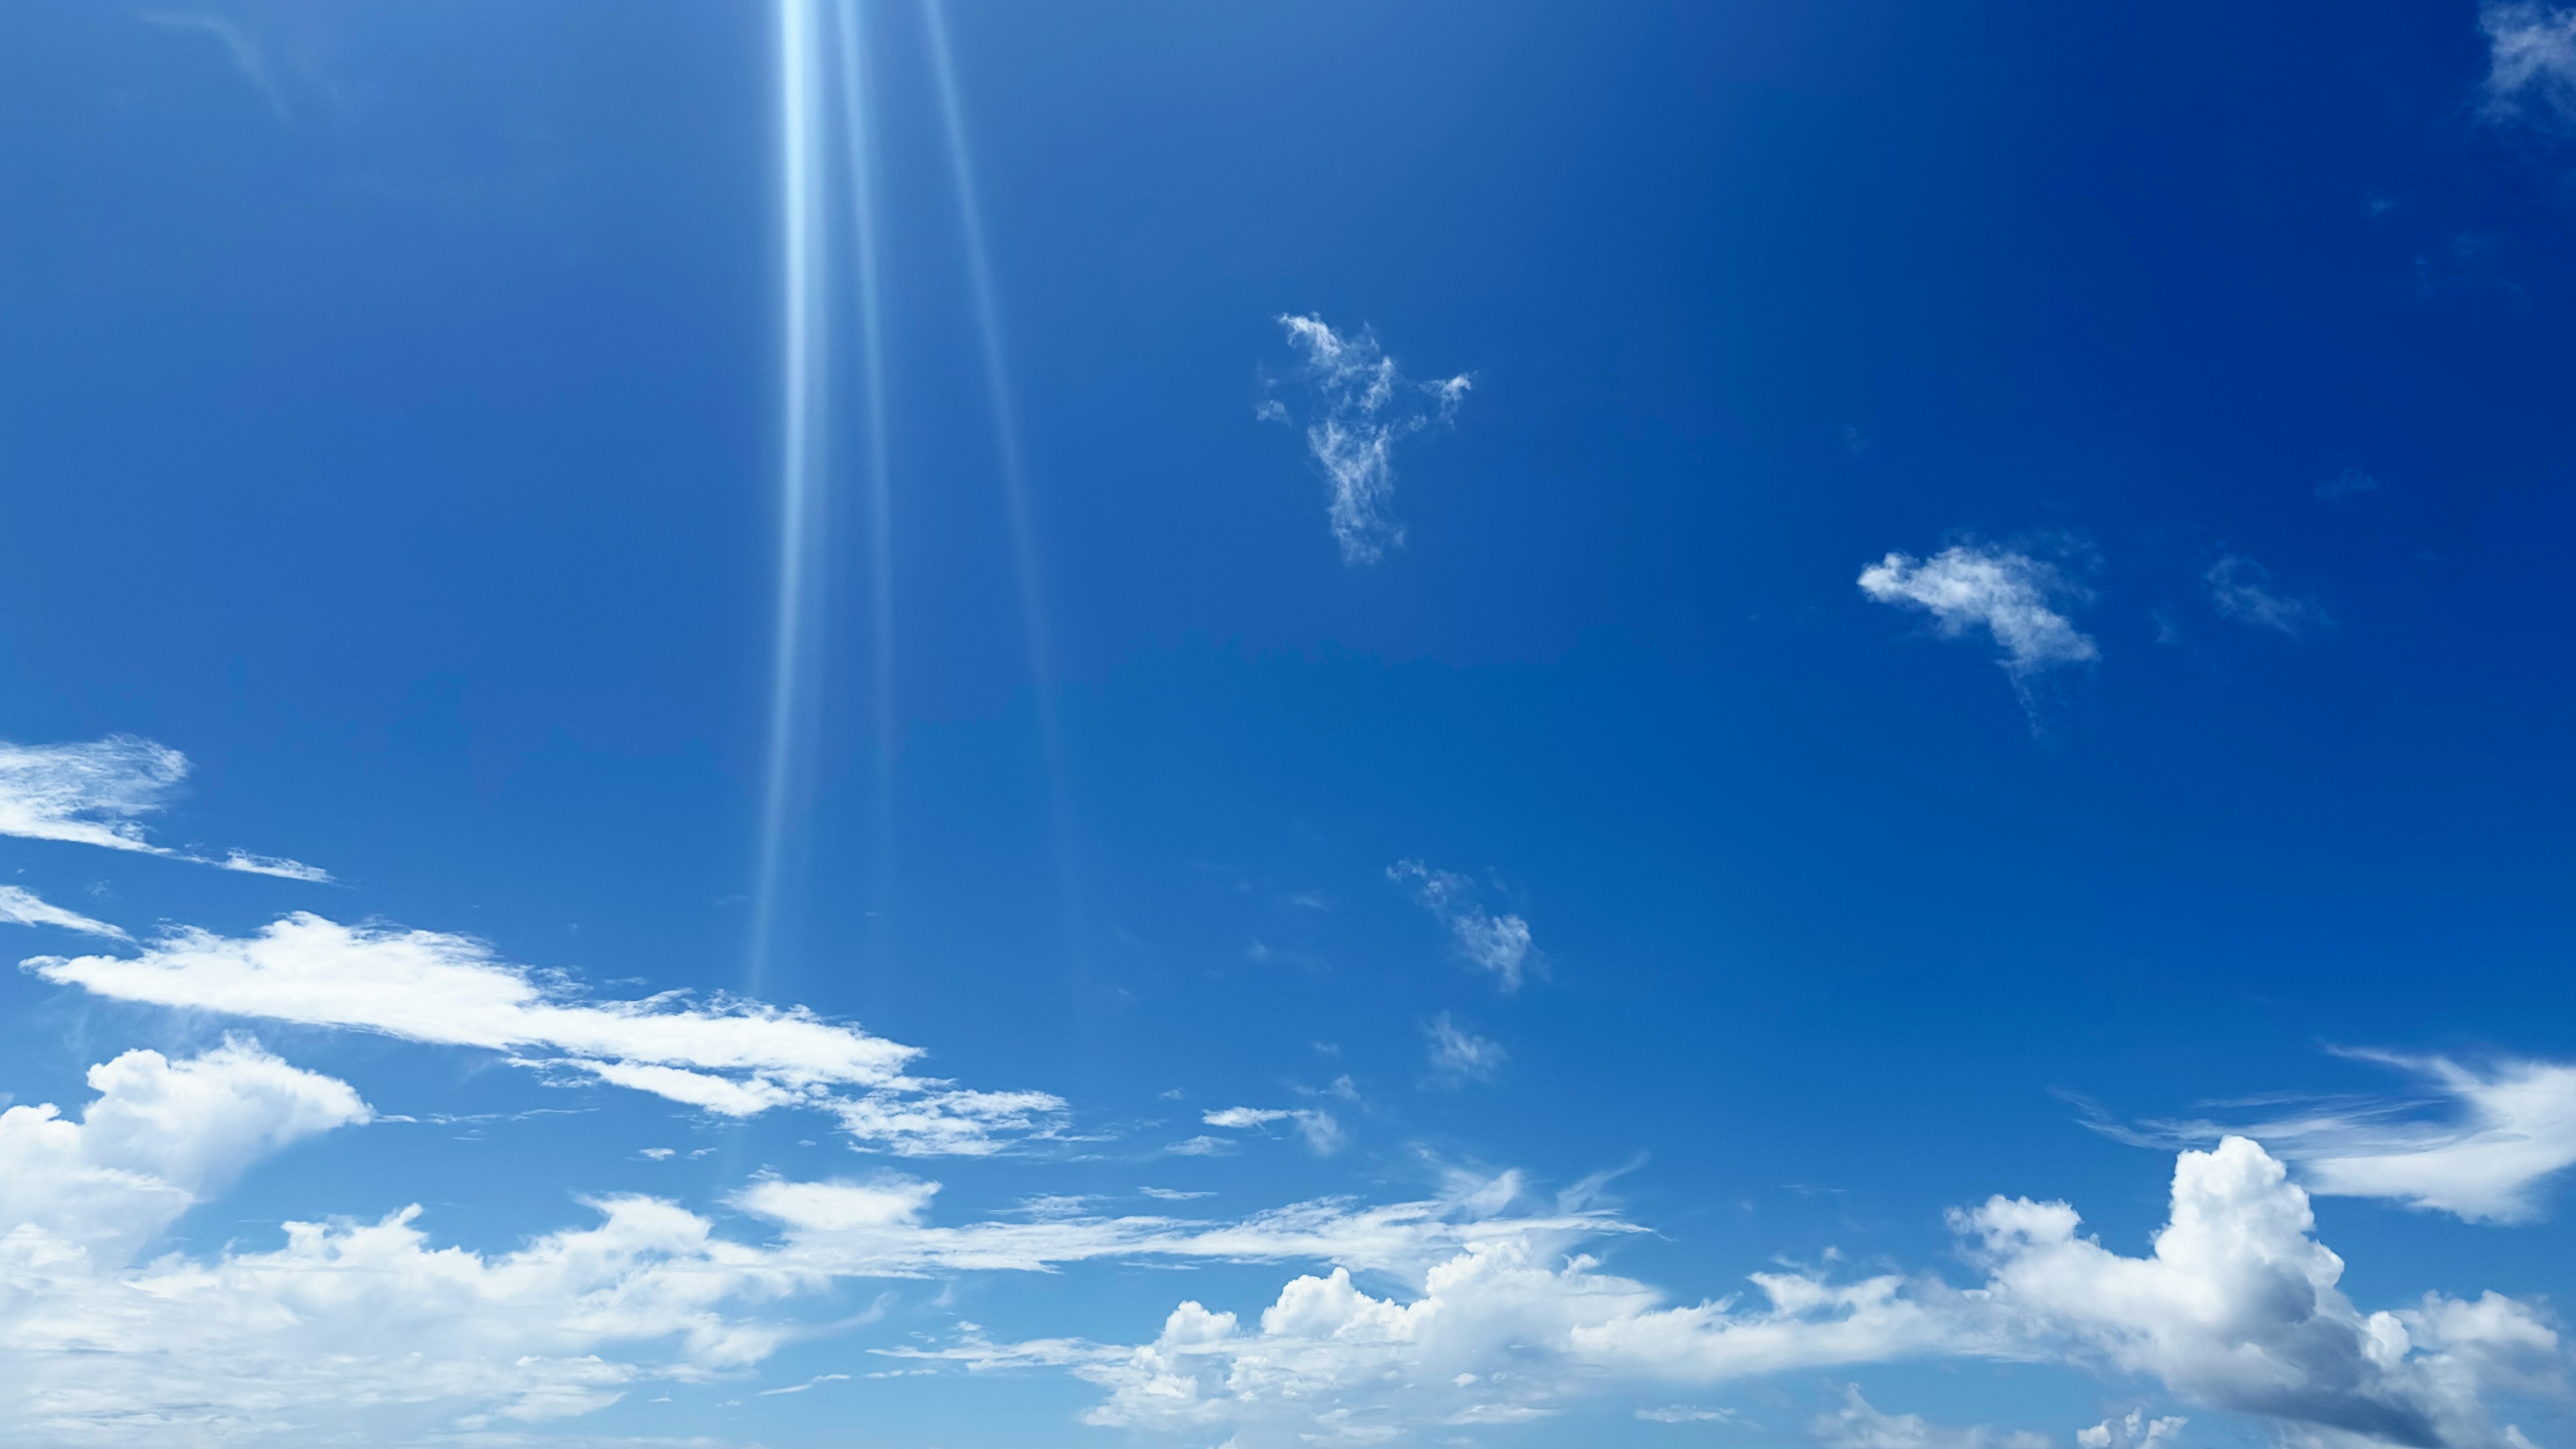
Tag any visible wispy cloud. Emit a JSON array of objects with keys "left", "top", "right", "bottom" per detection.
[
  {"left": 0, "top": 736, "right": 329, "bottom": 881},
  {"left": 26, "top": 912, "right": 1062, "bottom": 1155},
  {"left": 2205, "top": 553, "right": 2328, "bottom": 636},
  {"left": 1424, "top": 1012, "right": 1506, "bottom": 1086},
  {"left": 1858, "top": 543, "right": 2098, "bottom": 696},
  {"left": 2104, "top": 1053, "right": 2576, "bottom": 1224},
  {"left": 142, "top": 12, "right": 289, "bottom": 119},
  {"left": 2481, "top": 3, "right": 2576, "bottom": 125},
  {"left": 0, "top": 885, "right": 129, "bottom": 941},
  {"left": 1202, "top": 1105, "right": 1344, "bottom": 1155},
  {"left": 1389, "top": 859, "right": 1539, "bottom": 991},
  {"left": 1811, "top": 1386, "right": 2049, "bottom": 1449},
  {"left": 1260, "top": 314, "right": 1470, "bottom": 566}
]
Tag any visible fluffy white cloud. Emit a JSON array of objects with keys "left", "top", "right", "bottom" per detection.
[
  {"left": 0, "top": 1038, "right": 368, "bottom": 1262},
  {"left": 0, "top": 884, "right": 127, "bottom": 941},
  {"left": 1859, "top": 544, "right": 2098, "bottom": 688},
  {"left": 2078, "top": 1408, "right": 2188, "bottom": 1449},
  {"left": 1203, "top": 1105, "right": 1345, "bottom": 1155},
  {"left": 1389, "top": 859, "right": 1538, "bottom": 991},
  {"left": 2483, "top": 3, "right": 2576, "bottom": 124},
  {"left": 2206, "top": 553, "right": 2328, "bottom": 635},
  {"left": 0, "top": 735, "right": 329, "bottom": 879},
  {"left": 1424, "top": 1011, "right": 1506, "bottom": 1085},
  {"left": 953, "top": 1138, "right": 2553, "bottom": 1449},
  {"left": 1261, "top": 314, "right": 1470, "bottom": 566},
  {"left": 27, "top": 912, "right": 1063, "bottom": 1155},
  {"left": 1811, "top": 1385, "right": 2049, "bottom": 1449}
]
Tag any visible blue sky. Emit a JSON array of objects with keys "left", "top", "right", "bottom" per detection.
[{"left": 3, "top": 1, "right": 2575, "bottom": 1446}]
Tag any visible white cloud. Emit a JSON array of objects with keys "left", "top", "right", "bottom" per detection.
[
  {"left": 1859, "top": 545, "right": 2098, "bottom": 687},
  {"left": 2482, "top": 3, "right": 2576, "bottom": 125},
  {"left": 1203, "top": 1106, "right": 1345, "bottom": 1155},
  {"left": 1263, "top": 315, "right": 1470, "bottom": 566},
  {"left": 2078, "top": 1409, "right": 2188, "bottom": 1449},
  {"left": 1389, "top": 859, "right": 1538, "bottom": 991},
  {"left": 0, "top": 1038, "right": 368, "bottom": 1263},
  {"left": 2212, "top": 1055, "right": 2576, "bottom": 1224},
  {"left": 1638, "top": 1404, "right": 1736, "bottom": 1422},
  {"left": 0, "top": 735, "right": 329, "bottom": 880},
  {"left": 0, "top": 884, "right": 128, "bottom": 941},
  {"left": 1424, "top": 1012, "right": 1506, "bottom": 1085},
  {"left": 26, "top": 912, "right": 1063, "bottom": 1155},
  {"left": 962, "top": 1138, "right": 2553, "bottom": 1449},
  {"left": 2205, "top": 553, "right": 2328, "bottom": 636},
  {"left": 1811, "top": 1386, "right": 2049, "bottom": 1449}
]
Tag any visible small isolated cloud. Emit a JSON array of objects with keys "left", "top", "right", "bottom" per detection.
[
  {"left": 1858, "top": 544, "right": 2098, "bottom": 691},
  {"left": 2481, "top": 3, "right": 2576, "bottom": 125},
  {"left": 0, "top": 885, "right": 129, "bottom": 941},
  {"left": 1389, "top": 860, "right": 1539, "bottom": 992},
  {"left": 2078, "top": 1409, "right": 2188, "bottom": 1449},
  {"left": 2205, "top": 554, "right": 2328, "bottom": 636},
  {"left": 1811, "top": 1386, "right": 2049, "bottom": 1449},
  {"left": 26, "top": 912, "right": 1063, "bottom": 1156},
  {"left": 0, "top": 735, "right": 329, "bottom": 881},
  {"left": 2316, "top": 468, "right": 2382, "bottom": 502},
  {"left": 1640, "top": 1405, "right": 1735, "bottom": 1423},
  {"left": 1203, "top": 1106, "right": 1344, "bottom": 1156},
  {"left": 1424, "top": 1012, "right": 1506, "bottom": 1086},
  {"left": 1261, "top": 314, "right": 1470, "bottom": 566}
]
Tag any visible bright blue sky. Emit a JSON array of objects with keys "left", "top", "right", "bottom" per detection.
[{"left": 4, "top": 3, "right": 2575, "bottom": 1446}]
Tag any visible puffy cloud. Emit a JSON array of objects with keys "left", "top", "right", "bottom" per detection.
[
  {"left": 1261, "top": 314, "right": 1470, "bottom": 566},
  {"left": 0, "top": 735, "right": 329, "bottom": 880},
  {"left": 0, "top": 884, "right": 127, "bottom": 941},
  {"left": 1203, "top": 1106, "right": 1345, "bottom": 1155},
  {"left": 1389, "top": 859, "right": 1538, "bottom": 991},
  {"left": 960, "top": 1139, "right": 2553, "bottom": 1449},
  {"left": 2206, "top": 553, "right": 2328, "bottom": 636},
  {"left": 2078, "top": 1409, "right": 2189, "bottom": 1449},
  {"left": 2482, "top": 3, "right": 2576, "bottom": 125},
  {"left": 0, "top": 1038, "right": 368, "bottom": 1263},
  {"left": 27, "top": 912, "right": 1063, "bottom": 1155},
  {"left": 1811, "top": 1386, "right": 2050, "bottom": 1449},
  {"left": 1424, "top": 1012, "right": 1506, "bottom": 1085},
  {"left": 1949, "top": 1137, "right": 2555, "bottom": 1449},
  {"left": 1859, "top": 544, "right": 2098, "bottom": 692}
]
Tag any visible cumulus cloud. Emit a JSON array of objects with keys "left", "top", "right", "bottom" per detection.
[
  {"left": 2078, "top": 1408, "right": 2188, "bottom": 1449},
  {"left": 1859, "top": 544, "right": 2098, "bottom": 690},
  {"left": 2206, "top": 553, "right": 2328, "bottom": 636},
  {"left": 2482, "top": 3, "right": 2576, "bottom": 125},
  {"left": 1811, "top": 1385, "right": 2049, "bottom": 1449},
  {"left": 0, "top": 735, "right": 329, "bottom": 880},
  {"left": 946, "top": 1138, "right": 2553, "bottom": 1449},
  {"left": 0, "top": 884, "right": 127, "bottom": 941},
  {"left": 0, "top": 1038, "right": 368, "bottom": 1263},
  {"left": 1424, "top": 1012, "right": 1506, "bottom": 1085},
  {"left": 1261, "top": 314, "right": 1470, "bottom": 566},
  {"left": 25, "top": 912, "right": 1063, "bottom": 1155},
  {"left": 1203, "top": 1106, "right": 1345, "bottom": 1155},
  {"left": 1389, "top": 859, "right": 1538, "bottom": 991}
]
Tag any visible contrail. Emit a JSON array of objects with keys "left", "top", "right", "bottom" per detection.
[
  {"left": 920, "top": 0, "right": 1087, "bottom": 971},
  {"left": 833, "top": 0, "right": 900, "bottom": 948},
  {"left": 749, "top": 0, "right": 830, "bottom": 992}
]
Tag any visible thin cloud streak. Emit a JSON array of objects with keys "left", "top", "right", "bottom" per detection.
[
  {"left": 1261, "top": 315, "right": 1469, "bottom": 565},
  {"left": 0, "top": 885, "right": 129, "bottom": 941},
  {"left": 0, "top": 735, "right": 329, "bottom": 881}
]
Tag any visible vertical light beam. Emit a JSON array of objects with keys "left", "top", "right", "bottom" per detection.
[
  {"left": 750, "top": 0, "right": 828, "bottom": 992},
  {"left": 833, "top": 0, "right": 899, "bottom": 943},
  {"left": 920, "top": 0, "right": 1087, "bottom": 971}
]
